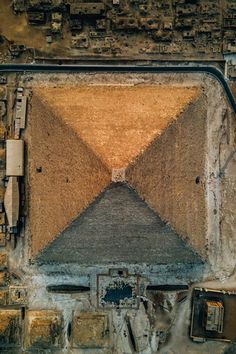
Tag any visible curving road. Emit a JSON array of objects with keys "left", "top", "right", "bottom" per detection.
[{"left": 0, "top": 64, "right": 235, "bottom": 113}]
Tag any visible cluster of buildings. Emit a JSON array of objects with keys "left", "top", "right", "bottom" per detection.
[
  {"left": 0, "top": 78, "right": 28, "bottom": 350},
  {"left": 6, "top": 1, "right": 234, "bottom": 73}
]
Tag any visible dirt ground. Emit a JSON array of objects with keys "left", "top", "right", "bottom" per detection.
[
  {"left": 34, "top": 85, "right": 200, "bottom": 170},
  {"left": 0, "top": 0, "right": 71, "bottom": 56},
  {"left": 0, "top": 0, "right": 45, "bottom": 47}
]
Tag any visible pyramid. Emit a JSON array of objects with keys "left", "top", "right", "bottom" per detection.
[
  {"left": 37, "top": 184, "right": 202, "bottom": 265},
  {"left": 28, "top": 84, "right": 204, "bottom": 261},
  {"left": 34, "top": 85, "right": 200, "bottom": 170}
]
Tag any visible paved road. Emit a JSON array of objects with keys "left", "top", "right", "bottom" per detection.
[{"left": 0, "top": 64, "right": 235, "bottom": 113}]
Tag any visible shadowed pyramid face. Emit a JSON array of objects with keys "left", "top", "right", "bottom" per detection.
[
  {"left": 28, "top": 85, "right": 203, "bottom": 261},
  {"left": 37, "top": 184, "right": 202, "bottom": 265}
]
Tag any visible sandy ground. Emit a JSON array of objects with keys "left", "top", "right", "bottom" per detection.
[
  {"left": 0, "top": 0, "right": 45, "bottom": 47},
  {"left": 0, "top": 0, "right": 71, "bottom": 55},
  {"left": 34, "top": 85, "right": 200, "bottom": 170}
]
